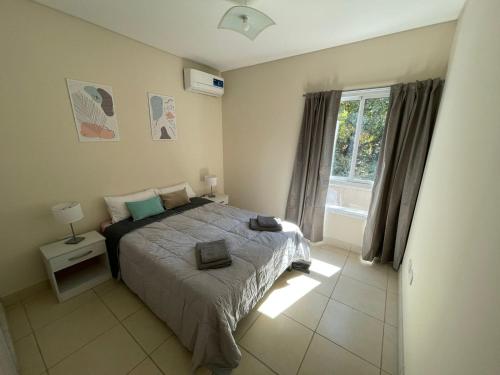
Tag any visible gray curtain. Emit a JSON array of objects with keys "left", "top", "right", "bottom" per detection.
[
  {"left": 362, "top": 79, "right": 444, "bottom": 270},
  {"left": 285, "top": 90, "right": 342, "bottom": 242}
]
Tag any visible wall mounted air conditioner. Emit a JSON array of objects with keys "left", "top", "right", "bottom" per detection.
[{"left": 183, "top": 68, "right": 224, "bottom": 97}]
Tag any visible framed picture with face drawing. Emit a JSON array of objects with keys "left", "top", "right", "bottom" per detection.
[{"left": 147, "top": 93, "right": 177, "bottom": 141}]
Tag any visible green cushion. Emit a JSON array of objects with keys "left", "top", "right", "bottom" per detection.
[{"left": 126, "top": 196, "right": 165, "bottom": 221}]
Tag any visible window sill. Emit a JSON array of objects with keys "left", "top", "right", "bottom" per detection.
[
  {"left": 326, "top": 205, "right": 368, "bottom": 219},
  {"left": 330, "top": 178, "right": 373, "bottom": 190}
]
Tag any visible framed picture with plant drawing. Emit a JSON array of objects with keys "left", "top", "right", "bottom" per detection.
[{"left": 147, "top": 93, "right": 177, "bottom": 141}]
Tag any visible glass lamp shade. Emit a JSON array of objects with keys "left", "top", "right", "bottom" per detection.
[
  {"left": 218, "top": 6, "right": 275, "bottom": 41},
  {"left": 52, "top": 202, "right": 84, "bottom": 224}
]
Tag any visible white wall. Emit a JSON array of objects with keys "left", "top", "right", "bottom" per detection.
[
  {"left": 400, "top": 0, "right": 500, "bottom": 374},
  {"left": 323, "top": 212, "right": 365, "bottom": 251}
]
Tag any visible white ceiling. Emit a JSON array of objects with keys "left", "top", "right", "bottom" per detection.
[{"left": 34, "top": 0, "right": 465, "bottom": 72}]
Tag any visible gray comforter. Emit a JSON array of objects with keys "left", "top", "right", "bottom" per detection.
[{"left": 118, "top": 202, "right": 310, "bottom": 373}]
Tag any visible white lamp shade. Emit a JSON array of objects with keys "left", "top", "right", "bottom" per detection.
[
  {"left": 205, "top": 175, "right": 217, "bottom": 187},
  {"left": 52, "top": 202, "right": 84, "bottom": 224}
]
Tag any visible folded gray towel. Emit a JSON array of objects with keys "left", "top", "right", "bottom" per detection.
[
  {"left": 257, "top": 215, "right": 281, "bottom": 228},
  {"left": 249, "top": 218, "right": 283, "bottom": 232},
  {"left": 292, "top": 260, "right": 311, "bottom": 274},
  {"left": 196, "top": 239, "right": 230, "bottom": 263},
  {"left": 196, "top": 257, "right": 232, "bottom": 270},
  {"left": 195, "top": 240, "right": 232, "bottom": 270}
]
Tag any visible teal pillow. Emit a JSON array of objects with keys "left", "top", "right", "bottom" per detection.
[{"left": 126, "top": 196, "right": 165, "bottom": 221}]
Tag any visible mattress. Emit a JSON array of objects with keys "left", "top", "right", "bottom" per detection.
[{"left": 117, "top": 202, "right": 310, "bottom": 373}]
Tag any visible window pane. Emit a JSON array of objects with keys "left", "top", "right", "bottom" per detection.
[
  {"left": 354, "top": 97, "right": 389, "bottom": 180},
  {"left": 332, "top": 100, "right": 360, "bottom": 177}
]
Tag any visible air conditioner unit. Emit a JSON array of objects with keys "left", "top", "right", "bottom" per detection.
[{"left": 183, "top": 68, "right": 224, "bottom": 97}]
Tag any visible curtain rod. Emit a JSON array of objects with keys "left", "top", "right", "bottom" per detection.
[{"left": 302, "top": 84, "right": 392, "bottom": 97}]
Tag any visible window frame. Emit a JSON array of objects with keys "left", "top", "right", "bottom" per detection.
[{"left": 331, "top": 87, "right": 390, "bottom": 187}]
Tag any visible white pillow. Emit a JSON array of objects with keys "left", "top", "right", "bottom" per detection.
[
  {"left": 104, "top": 188, "right": 157, "bottom": 223},
  {"left": 156, "top": 182, "right": 196, "bottom": 198}
]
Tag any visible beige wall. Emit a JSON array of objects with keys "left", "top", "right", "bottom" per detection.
[
  {"left": 400, "top": 0, "right": 500, "bottom": 374},
  {"left": 0, "top": 0, "right": 223, "bottom": 297},
  {"left": 221, "top": 22, "right": 456, "bottom": 220}
]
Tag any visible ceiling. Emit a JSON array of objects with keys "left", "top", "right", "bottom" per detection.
[{"left": 34, "top": 0, "right": 465, "bottom": 72}]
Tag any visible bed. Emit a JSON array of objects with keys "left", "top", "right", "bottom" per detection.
[
  {"left": 0, "top": 303, "right": 18, "bottom": 375},
  {"left": 104, "top": 197, "right": 310, "bottom": 373}
]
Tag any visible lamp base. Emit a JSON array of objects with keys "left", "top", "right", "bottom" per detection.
[
  {"left": 208, "top": 193, "right": 216, "bottom": 198},
  {"left": 65, "top": 236, "right": 85, "bottom": 245}
]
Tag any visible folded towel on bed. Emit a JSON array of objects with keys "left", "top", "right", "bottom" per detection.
[
  {"left": 195, "top": 240, "right": 232, "bottom": 270},
  {"left": 257, "top": 215, "right": 281, "bottom": 228},
  {"left": 196, "top": 257, "right": 232, "bottom": 270},
  {"left": 249, "top": 218, "right": 283, "bottom": 232},
  {"left": 196, "top": 240, "right": 230, "bottom": 263}
]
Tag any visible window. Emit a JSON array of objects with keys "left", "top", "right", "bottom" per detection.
[{"left": 327, "top": 88, "right": 390, "bottom": 217}]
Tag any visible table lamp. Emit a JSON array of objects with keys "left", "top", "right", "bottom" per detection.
[
  {"left": 205, "top": 175, "right": 217, "bottom": 198},
  {"left": 52, "top": 202, "right": 85, "bottom": 244}
]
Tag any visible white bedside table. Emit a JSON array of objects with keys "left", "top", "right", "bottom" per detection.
[
  {"left": 40, "top": 230, "right": 111, "bottom": 302},
  {"left": 203, "top": 194, "right": 229, "bottom": 205}
]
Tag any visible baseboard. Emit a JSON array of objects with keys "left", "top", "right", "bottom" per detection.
[
  {"left": 321, "top": 237, "right": 361, "bottom": 253},
  {"left": 0, "top": 279, "right": 50, "bottom": 307}
]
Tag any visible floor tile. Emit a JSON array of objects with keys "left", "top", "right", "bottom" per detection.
[
  {"left": 6, "top": 304, "right": 32, "bottom": 341},
  {"left": 14, "top": 334, "right": 46, "bottom": 375},
  {"left": 278, "top": 266, "right": 339, "bottom": 298},
  {"left": 35, "top": 298, "right": 118, "bottom": 367},
  {"left": 259, "top": 272, "right": 329, "bottom": 320},
  {"left": 151, "top": 336, "right": 211, "bottom": 375},
  {"left": 283, "top": 290, "right": 329, "bottom": 330},
  {"left": 24, "top": 289, "right": 96, "bottom": 330},
  {"left": 1, "top": 281, "right": 50, "bottom": 308},
  {"left": 298, "top": 334, "right": 379, "bottom": 375},
  {"left": 93, "top": 278, "right": 122, "bottom": 297},
  {"left": 382, "top": 324, "right": 398, "bottom": 374},
  {"left": 350, "top": 245, "right": 362, "bottom": 253},
  {"left": 48, "top": 325, "right": 146, "bottom": 375},
  {"left": 332, "top": 276, "right": 386, "bottom": 320},
  {"left": 310, "top": 271, "right": 340, "bottom": 297},
  {"left": 100, "top": 283, "right": 143, "bottom": 320},
  {"left": 129, "top": 358, "right": 163, "bottom": 375},
  {"left": 387, "top": 269, "right": 399, "bottom": 294},
  {"left": 123, "top": 307, "right": 173, "bottom": 353},
  {"left": 317, "top": 300, "right": 383, "bottom": 367},
  {"left": 234, "top": 308, "right": 260, "bottom": 341},
  {"left": 385, "top": 292, "right": 398, "bottom": 327},
  {"left": 240, "top": 314, "right": 313, "bottom": 375},
  {"left": 310, "top": 245, "right": 349, "bottom": 269},
  {"left": 342, "top": 253, "right": 388, "bottom": 290},
  {"left": 233, "top": 348, "right": 275, "bottom": 375}
]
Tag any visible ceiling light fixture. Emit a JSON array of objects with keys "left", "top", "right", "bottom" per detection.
[{"left": 218, "top": 2, "right": 275, "bottom": 41}]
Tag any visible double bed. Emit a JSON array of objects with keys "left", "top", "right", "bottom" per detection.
[{"left": 104, "top": 196, "right": 310, "bottom": 373}]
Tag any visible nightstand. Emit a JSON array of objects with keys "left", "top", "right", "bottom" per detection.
[
  {"left": 40, "top": 231, "right": 111, "bottom": 302},
  {"left": 203, "top": 194, "right": 229, "bottom": 205}
]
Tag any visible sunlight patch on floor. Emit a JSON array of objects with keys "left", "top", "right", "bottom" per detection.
[
  {"left": 309, "top": 257, "right": 341, "bottom": 277},
  {"left": 258, "top": 275, "right": 320, "bottom": 318}
]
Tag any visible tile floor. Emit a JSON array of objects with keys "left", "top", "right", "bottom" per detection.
[{"left": 5, "top": 244, "right": 398, "bottom": 375}]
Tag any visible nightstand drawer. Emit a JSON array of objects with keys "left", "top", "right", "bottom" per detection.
[{"left": 50, "top": 241, "right": 106, "bottom": 272}]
